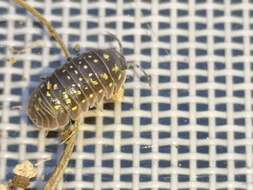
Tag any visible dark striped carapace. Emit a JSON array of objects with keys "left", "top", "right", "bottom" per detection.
[{"left": 27, "top": 48, "right": 127, "bottom": 130}]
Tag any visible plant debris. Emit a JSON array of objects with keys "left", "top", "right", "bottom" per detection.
[{"left": 8, "top": 160, "right": 38, "bottom": 189}]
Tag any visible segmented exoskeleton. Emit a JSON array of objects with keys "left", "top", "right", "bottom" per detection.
[
  {"left": 27, "top": 48, "right": 127, "bottom": 130},
  {"left": 13, "top": 1, "right": 135, "bottom": 189}
]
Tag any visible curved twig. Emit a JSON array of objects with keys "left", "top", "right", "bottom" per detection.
[
  {"left": 44, "top": 122, "right": 79, "bottom": 190},
  {"left": 15, "top": 0, "right": 70, "bottom": 59}
]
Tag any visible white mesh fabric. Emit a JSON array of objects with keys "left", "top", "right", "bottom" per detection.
[{"left": 0, "top": 0, "right": 253, "bottom": 189}]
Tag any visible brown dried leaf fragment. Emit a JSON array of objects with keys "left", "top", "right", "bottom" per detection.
[
  {"left": 9, "top": 160, "right": 39, "bottom": 189},
  {"left": 13, "top": 160, "right": 38, "bottom": 179}
]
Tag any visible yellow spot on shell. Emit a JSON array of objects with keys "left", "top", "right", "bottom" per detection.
[
  {"left": 81, "top": 99, "right": 86, "bottom": 103},
  {"left": 99, "top": 89, "right": 103, "bottom": 93},
  {"left": 109, "top": 82, "right": 113, "bottom": 87},
  {"left": 79, "top": 77, "right": 83, "bottom": 81},
  {"left": 88, "top": 55, "right": 92, "bottom": 58},
  {"left": 72, "top": 106, "right": 77, "bottom": 111},
  {"left": 47, "top": 82, "right": 52, "bottom": 90},
  {"left": 112, "top": 65, "right": 119, "bottom": 72},
  {"left": 69, "top": 88, "right": 76, "bottom": 94},
  {"left": 100, "top": 73, "right": 108, "bottom": 80},
  {"left": 93, "top": 59, "right": 98, "bottom": 63},
  {"left": 63, "top": 94, "right": 68, "bottom": 99},
  {"left": 103, "top": 53, "right": 110, "bottom": 59},
  {"left": 118, "top": 74, "right": 122, "bottom": 80},
  {"left": 53, "top": 84, "right": 58, "bottom": 90},
  {"left": 90, "top": 79, "right": 98, "bottom": 85},
  {"left": 65, "top": 99, "right": 71, "bottom": 104},
  {"left": 89, "top": 94, "right": 93, "bottom": 98},
  {"left": 76, "top": 90, "right": 82, "bottom": 95},
  {"left": 54, "top": 105, "right": 61, "bottom": 110},
  {"left": 46, "top": 91, "right": 51, "bottom": 97}
]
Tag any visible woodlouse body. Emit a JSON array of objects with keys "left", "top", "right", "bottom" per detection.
[{"left": 27, "top": 48, "right": 127, "bottom": 130}]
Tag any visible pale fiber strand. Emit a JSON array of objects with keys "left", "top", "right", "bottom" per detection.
[
  {"left": 44, "top": 126, "right": 78, "bottom": 190},
  {"left": 15, "top": 0, "right": 70, "bottom": 59}
]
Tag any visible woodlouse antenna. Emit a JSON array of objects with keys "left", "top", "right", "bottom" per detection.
[
  {"left": 127, "top": 61, "right": 151, "bottom": 87},
  {"left": 40, "top": 76, "right": 47, "bottom": 81},
  {"left": 104, "top": 33, "right": 151, "bottom": 86},
  {"left": 105, "top": 32, "right": 123, "bottom": 54}
]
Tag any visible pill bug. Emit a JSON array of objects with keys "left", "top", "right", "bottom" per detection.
[{"left": 27, "top": 48, "right": 127, "bottom": 130}]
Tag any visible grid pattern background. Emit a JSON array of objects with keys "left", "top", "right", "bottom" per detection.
[{"left": 0, "top": 0, "right": 253, "bottom": 189}]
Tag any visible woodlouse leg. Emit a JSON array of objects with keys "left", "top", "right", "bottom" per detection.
[
  {"left": 59, "top": 121, "right": 79, "bottom": 144},
  {"left": 73, "top": 44, "right": 81, "bottom": 55},
  {"left": 127, "top": 61, "right": 152, "bottom": 87}
]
